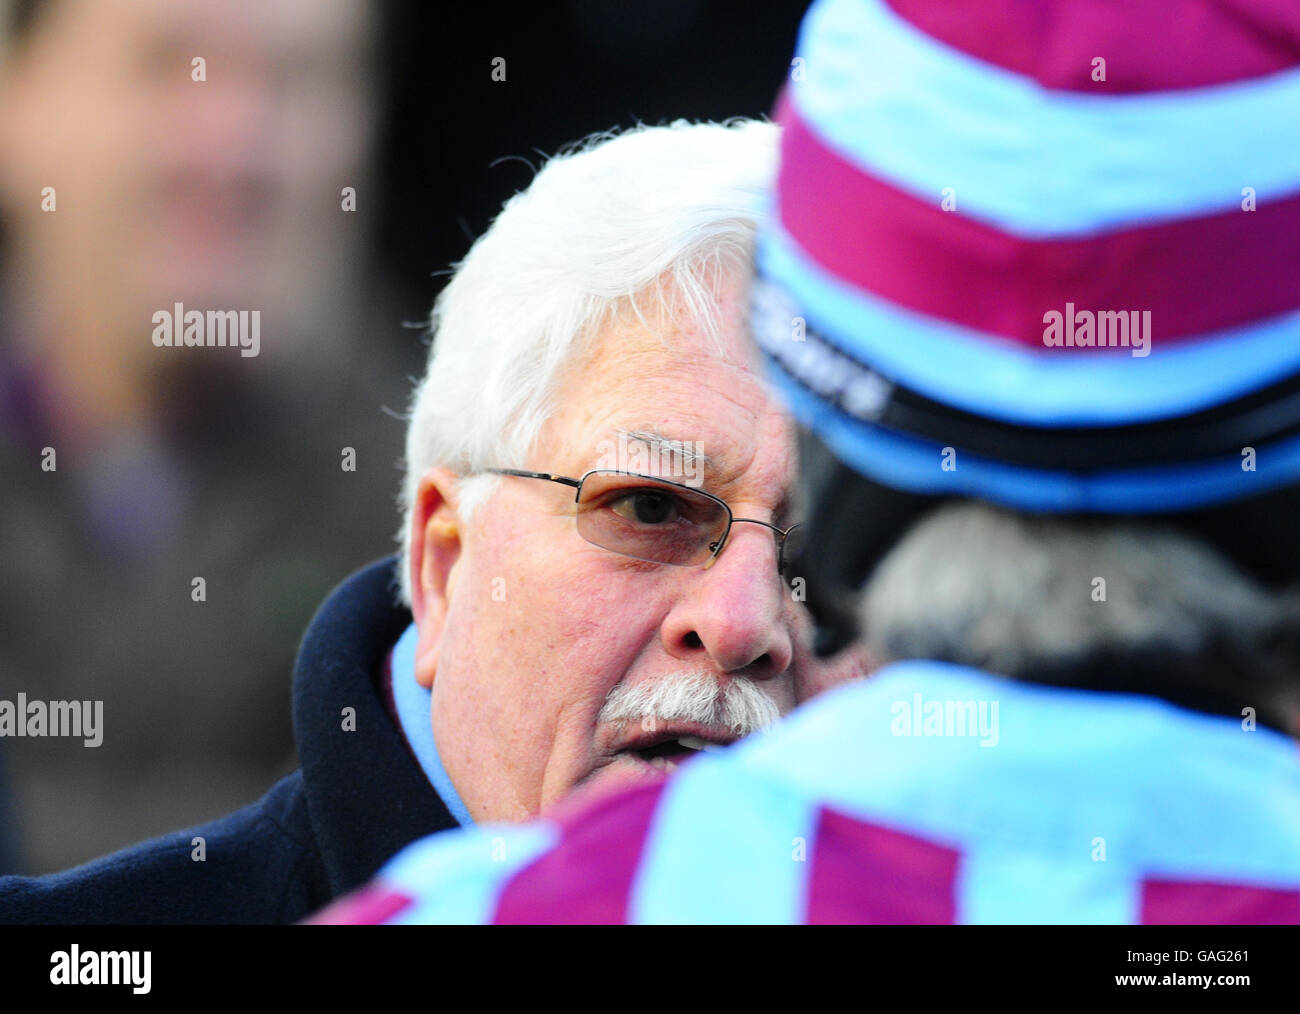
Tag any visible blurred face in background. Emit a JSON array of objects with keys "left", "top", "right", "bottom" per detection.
[{"left": 0, "top": 0, "right": 377, "bottom": 358}]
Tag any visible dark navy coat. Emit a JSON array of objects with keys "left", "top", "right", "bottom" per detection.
[{"left": 0, "top": 558, "right": 459, "bottom": 923}]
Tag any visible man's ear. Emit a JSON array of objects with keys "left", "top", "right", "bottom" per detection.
[{"left": 409, "top": 467, "right": 463, "bottom": 689}]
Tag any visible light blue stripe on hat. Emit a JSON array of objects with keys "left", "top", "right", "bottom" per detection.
[
  {"left": 761, "top": 225, "right": 1300, "bottom": 426},
  {"left": 794, "top": 0, "right": 1300, "bottom": 237}
]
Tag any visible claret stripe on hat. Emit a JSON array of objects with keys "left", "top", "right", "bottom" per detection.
[
  {"left": 886, "top": 0, "right": 1300, "bottom": 93},
  {"left": 757, "top": 231, "right": 1300, "bottom": 427},
  {"left": 776, "top": 95, "right": 1300, "bottom": 351}
]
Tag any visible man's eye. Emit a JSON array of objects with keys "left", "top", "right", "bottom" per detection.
[{"left": 608, "top": 489, "right": 682, "bottom": 525}]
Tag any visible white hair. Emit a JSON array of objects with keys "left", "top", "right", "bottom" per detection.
[
  {"left": 859, "top": 501, "right": 1297, "bottom": 677},
  {"left": 397, "top": 118, "right": 779, "bottom": 604}
]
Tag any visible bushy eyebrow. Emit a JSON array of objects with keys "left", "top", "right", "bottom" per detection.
[{"left": 615, "top": 429, "right": 715, "bottom": 470}]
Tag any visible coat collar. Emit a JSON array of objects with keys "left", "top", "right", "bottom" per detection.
[{"left": 292, "top": 556, "right": 459, "bottom": 896}]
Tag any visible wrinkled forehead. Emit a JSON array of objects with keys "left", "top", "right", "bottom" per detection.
[{"left": 537, "top": 300, "right": 798, "bottom": 510}]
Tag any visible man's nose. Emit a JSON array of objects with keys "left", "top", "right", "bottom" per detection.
[{"left": 659, "top": 524, "right": 794, "bottom": 676}]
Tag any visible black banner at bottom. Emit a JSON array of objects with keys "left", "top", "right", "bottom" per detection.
[{"left": 0, "top": 923, "right": 1287, "bottom": 1001}]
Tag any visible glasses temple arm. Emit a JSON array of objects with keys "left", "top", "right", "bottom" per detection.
[{"left": 483, "top": 468, "right": 582, "bottom": 489}]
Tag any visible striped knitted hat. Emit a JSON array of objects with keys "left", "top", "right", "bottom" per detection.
[{"left": 755, "top": 0, "right": 1300, "bottom": 519}]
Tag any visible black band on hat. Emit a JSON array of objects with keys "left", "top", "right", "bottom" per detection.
[{"left": 767, "top": 301, "right": 1300, "bottom": 473}]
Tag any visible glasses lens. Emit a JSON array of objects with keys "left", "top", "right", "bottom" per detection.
[{"left": 576, "top": 471, "right": 729, "bottom": 566}]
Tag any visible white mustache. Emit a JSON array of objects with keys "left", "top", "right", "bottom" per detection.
[{"left": 597, "top": 671, "right": 780, "bottom": 738}]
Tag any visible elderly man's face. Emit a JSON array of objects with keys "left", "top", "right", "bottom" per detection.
[{"left": 407, "top": 274, "right": 848, "bottom": 821}]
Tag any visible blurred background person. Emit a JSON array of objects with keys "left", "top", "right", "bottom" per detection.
[{"left": 0, "top": 0, "right": 407, "bottom": 873}]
